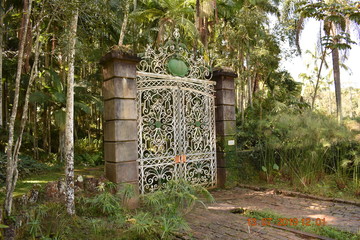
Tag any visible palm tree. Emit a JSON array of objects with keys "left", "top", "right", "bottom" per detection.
[
  {"left": 286, "top": 0, "right": 360, "bottom": 122},
  {"left": 131, "top": 0, "right": 198, "bottom": 47}
]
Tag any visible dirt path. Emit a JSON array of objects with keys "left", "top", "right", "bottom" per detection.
[{"left": 180, "top": 187, "right": 360, "bottom": 240}]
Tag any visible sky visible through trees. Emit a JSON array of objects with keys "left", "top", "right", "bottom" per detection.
[{"left": 283, "top": 18, "right": 360, "bottom": 88}]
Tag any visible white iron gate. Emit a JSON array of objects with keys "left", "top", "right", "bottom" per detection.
[{"left": 136, "top": 29, "right": 216, "bottom": 193}]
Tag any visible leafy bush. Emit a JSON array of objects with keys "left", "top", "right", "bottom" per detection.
[
  {"left": 75, "top": 138, "right": 102, "bottom": 153},
  {"left": 261, "top": 111, "right": 351, "bottom": 185},
  {"left": 74, "top": 152, "right": 103, "bottom": 167},
  {"left": 0, "top": 153, "right": 49, "bottom": 184},
  {"left": 18, "top": 180, "right": 214, "bottom": 240},
  {"left": 143, "top": 179, "right": 214, "bottom": 215},
  {"left": 237, "top": 108, "right": 360, "bottom": 188},
  {"left": 127, "top": 179, "right": 214, "bottom": 239},
  {"left": 74, "top": 138, "right": 103, "bottom": 166}
]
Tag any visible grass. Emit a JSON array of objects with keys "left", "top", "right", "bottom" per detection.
[
  {"left": 14, "top": 179, "right": 212, "bottom": 240},
  {"left": 10, "top": 165, "right": 104, "bottom": 198},
  {"left": 227, "top": 155, "right": 360, "bottom": 204},
  {"left": 233, "top": 174, "right": 360, "bottom": 204},
  {"left": 243, "top": 209, "right": 360, "bottom": 240}
]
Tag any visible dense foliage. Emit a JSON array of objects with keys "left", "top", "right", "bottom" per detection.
[
  {"left": 234, "top": 93, "right": 360, "bottom": 197},
  {"left": 15, "top": 180, "right": 213, "bottom": 239},
  {"left": 0, "top": 0, "right": 359, "bottom": 238}
]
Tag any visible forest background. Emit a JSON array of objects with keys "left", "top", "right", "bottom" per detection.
[{"left": 0, "top": 0, "right": 360, "bottom": 239}]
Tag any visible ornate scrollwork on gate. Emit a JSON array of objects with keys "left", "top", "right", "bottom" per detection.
[
  {"left": 140, "top": 89, "right": 175, "bottom": 159},
  {"left": 137, "top": 29, "right": 216, "bottom": 194},
  {"left": 137, "top": 28, "right": 212, "bottom": 80}
]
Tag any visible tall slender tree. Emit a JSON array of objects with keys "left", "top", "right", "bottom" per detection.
[
  {"left": 64, "top": 5, "right": 79, "bottom": 216},
  {"left": 289, "top": 0, "right": 360, "bottom": 122},
  {"left": 215, "top": 0, "right": 280, "bottom": 110},
  {"left": 119, "top": 0, "right": 130, "bottom": 46},
  {"left": 0, "top": 0, "right": 4, "bottom": 128},
  {"left": 4, "top": 0, "right": 32, "bottom": 218}
]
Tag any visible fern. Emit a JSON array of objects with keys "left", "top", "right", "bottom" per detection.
[
  {"left": 85, "top": 192, "right": 123, "bottom": 216},
  {"left": 126, "top": 180, "right": 214, "bottom": 239}
]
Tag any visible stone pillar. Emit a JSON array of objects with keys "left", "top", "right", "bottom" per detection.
[
  {"left": 100, "top": 50, "right": 140, "bottom": 192},
  {"left": 212, "top": 68, "right": 237, "bottom": 188}
]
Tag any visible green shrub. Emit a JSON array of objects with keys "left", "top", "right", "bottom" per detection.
[
  {"left": 84, "top": 191, "right": 123, "bottom": 216},
  {"left": 74, "top": 152, "right": 103, "bottom": 167},
  {"left": 237, "top": 108, "right": 360, "bottom": 188},
  {"left": 20, "top": 202, "right": 71, "bottom": 239},
  {"left": 18, "top": 180, "right": 213, "bottom": 240},
  {"left": 74, "top": 138, "right": 103, "bottom": 166},
  {"left": 0, "top": 153, "right": 49, "bottom": 184},
  {"left": 126, "top": 179, "right": 213, "bottom": 239}
]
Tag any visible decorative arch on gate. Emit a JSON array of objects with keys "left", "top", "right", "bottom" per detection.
[{"left": 136, "top": 29, "right": 217, "bottom": 193}]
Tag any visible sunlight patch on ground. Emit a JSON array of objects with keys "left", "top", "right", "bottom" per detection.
[
  {"left": 244, "top": 190, "right": 278, "bottom": 196},
  {"left": 207, "top": 203, "right": 238, "bottom": 210},
  {"left": 307, "top": 214, "right": 335, "bottom": 223},
  {"left": 22, "top": 180, "right": 49, "bottom": 184},
  {"left": 307, "top": 203, "right": 327, "bottom": 211}
]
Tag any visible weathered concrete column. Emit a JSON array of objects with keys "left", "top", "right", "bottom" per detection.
[
  {"left": 100, "top": 50, "right": 140, "bottom": 191},
  {"left": 213, "top": 68, "right": 237, "bottom": 188}
]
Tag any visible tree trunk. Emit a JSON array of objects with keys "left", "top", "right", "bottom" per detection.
[
  {"left": 5, "top": 0, "right": 32, "bottom": 217},
  {"left": 195, "top": 0, "right": 206, "bottom": 47},
  {"left": 331, "top": 47, "right": 342, "bottom": 122},
  {"left": 65, "top": 8, "right": 78, "bottom": 216},
  {"left": 240, "top": 85, "right": 245, "bottom": 124},
  {"left": 6, "top": 11, "right": 47, "bottom": 226},
  {"left": 43, "top": 105, "right": 48, "bottom": 150},
  {"left": 118, "top": 1, "right": 129, "bottom": 46},
  {"left": 48, "top": 106, "right": 52, "bottom": 153},
  {"left": 235, "top": 84, "right": 239, "bottom": 109},
  {"left": 328, "top": 83, "right": 332, "bottom": 114},
  {"left": 253, "top": 73, "right": 259, "bottom": 93},
  {"left": 349, "top": 88, "right": 353, "bottom": 118},
  {"left": 59, "top": 128, "right": 65, "bottom": 161},
  {"left": 196, "top": 0, "right": 201, "bottom": 33},
  {"left": 0, "top": 0, "right": 4, "bottom": 128},
  {"left": 245, "top": 51, "right": 253, "bottom": 108},
  {"left": 4, "top": 81, "right": 7, "bottom": 127},
  {"left": 12, "top": 22, "right": 43, "bottom": 184},
  {"left": 247, "top": 74, "right": 253, "bottom": 108},
  {"left": 311, "top": 49, "right": 327, "bottom": 109},
  {"left": 33, "top": 103, "right": 39, "bottom": 159}
]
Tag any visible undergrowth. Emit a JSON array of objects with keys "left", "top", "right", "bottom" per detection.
[
  {"left": 236, "top": 109, "right": 360, "bottom": 198},
  {"left": 0, "top": 153, "right": 49, "bottom": 184},
  {"left": 15, "top": 180, "right": 213, "bottom": 240}
]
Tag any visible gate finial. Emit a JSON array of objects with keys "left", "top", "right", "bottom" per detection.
[{"left": 173, "top": 28, "right": 180, "bottom": 40}]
